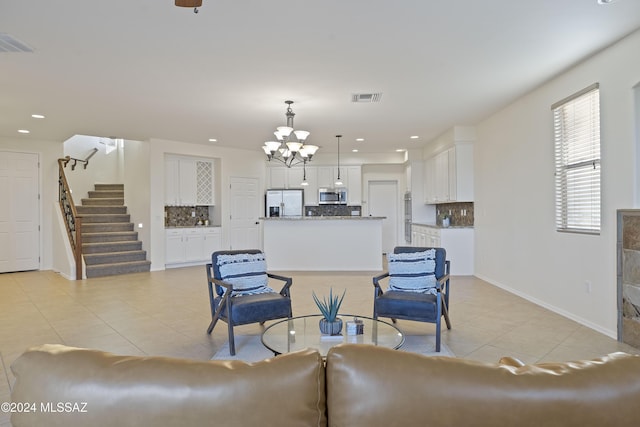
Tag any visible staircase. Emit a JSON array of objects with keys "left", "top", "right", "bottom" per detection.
[{"left": 77, "top": 184, "right": 151, "bottom": 278}]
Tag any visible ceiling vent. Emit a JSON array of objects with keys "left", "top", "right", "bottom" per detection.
[
  {"left": 0, "top": 33, "right": 34, "bottom": 53},
  {"left": 351, "top": 93, "right": 383, "bottom": 103}
]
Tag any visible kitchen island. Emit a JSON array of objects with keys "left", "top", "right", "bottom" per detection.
[{"left": 262, "top": 216, "right": 385, "bottom": 271}]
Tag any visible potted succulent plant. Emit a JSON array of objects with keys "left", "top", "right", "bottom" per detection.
[{"left": 312, "top": 288, "right": 346, "bottom": 335}]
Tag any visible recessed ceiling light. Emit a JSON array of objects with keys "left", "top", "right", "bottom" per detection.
[
  {"left": 410, "top": 135, "right": 419, "bottom": 139},
  {"left": 597, "top": 0, "right": 617, "bottom": 4},
  {"left": 355, "top": 138, "right": 364, "bottom": 142},
  {"left": 208, "top": 138, "right": 217, "bottom": 142},
  {"left": 31, "top": 114, "right": 45, "bottom": 119},
  {"left": 352, "top": 149, "right": 359, "bottom": 153},
  {"left": 18, "top": 129, "right": 30, "bottom": 134},
  {"left": 396, "top": 149, "right": 406, "bottom": 152}
]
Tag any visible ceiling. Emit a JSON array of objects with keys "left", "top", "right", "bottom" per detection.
[{"left": 2, "top": 0, "right": 640, "bottom": 156}]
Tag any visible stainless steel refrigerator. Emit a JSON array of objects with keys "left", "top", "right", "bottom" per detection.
[{"left": 265, "top": 189, "right": 304, "bottom": 217}]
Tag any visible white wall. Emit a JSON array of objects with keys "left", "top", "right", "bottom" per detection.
[
  {"left": 0, "top": 137, "right": 63, "bottom": 271},
  {"left": 474, "top": 29, "right": 640, "bottom": 337},
  {"left": 124, "top": 140, "right": 151, "bottom": 255}
]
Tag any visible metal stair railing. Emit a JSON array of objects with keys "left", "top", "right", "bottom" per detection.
[{"left": 57, "top": 148, "right": 97, "bottom": 280}]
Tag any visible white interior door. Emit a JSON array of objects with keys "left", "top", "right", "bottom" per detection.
[
  {"left": 229, "top": 177, "right": 261, "bottom": 250},
  {"left": 368, "top": 180, "right": 398, "bottom": 254},
  {"left": 0, "top": 151, "right": 40, "bottom": 272}
]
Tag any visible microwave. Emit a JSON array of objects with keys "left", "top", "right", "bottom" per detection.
[{"left": 318, "top": 188, "right": 347, "bottom": 205}]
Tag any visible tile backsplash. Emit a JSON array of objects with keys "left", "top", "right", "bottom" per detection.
[
  {"left": 436, "top": 202, "right": 474, "bottom": 227},
  {"left": 304, "top": 205, "right": 362, "bottom": 217},
  {"left": 165, "top": 206, "right": 210, "bottom": 227}
]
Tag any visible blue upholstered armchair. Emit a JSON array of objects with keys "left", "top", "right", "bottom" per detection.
[
  {"left": 373, "top": 246, "right": 451, "bottom": 352},
  {"left": 206, "top": 249, "right": 293, "bottom": 355}
]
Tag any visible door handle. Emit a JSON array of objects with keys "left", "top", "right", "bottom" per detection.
[{"left": 255, "top": 221, "right": 260, "bottom": 225}]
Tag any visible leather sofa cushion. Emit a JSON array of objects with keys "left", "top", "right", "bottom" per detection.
[
  {"left": 326, "top": 344, "right": 640, "bottom": 427},
  {"left": 11, "top": 344, "right": 326, "bottom": 427}
]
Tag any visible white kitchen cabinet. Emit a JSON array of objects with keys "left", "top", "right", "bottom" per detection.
[
  {"left": 164, "top": 157, "right": 180, "bottom": 206},
  {"left": 165, "top": 229, "right": 184, "bottom": 264},
  {"left": 412, "top": 224, "right": 440, "bottom": 247},
  {"left": 184, "top": 228, "right": 204, "bottom": 261},
  {"left": 317, "top": 166, "right": 361, "bottom": 204},
  {"left": 267, "top": 167, "right": 287, "bottom": 188},
  {"left": 165, "top": 227, "right": 223, "bottom": 267},
  {"left": 346, "top": 166, "right": 362, "bottom": 205},
  {"left": 202, "top": 227, "right": 223, "bottom": 260},
  {"left": 267, "top": 166, "right": 318, "bottom": 205},
  {"left": 435, "top": 150, "right": 450, "bottom": 203},
  {"left": 302, "top": 166, "right": 318, "bottom": 206},
  {"left": 424, "top": 156, "right": 436, "bottom": 204},
  {"left": 317, "top": 166, "right": 338, "bottom": 188},
  {"left": 178, "top": 159, "right": 197, "bottom": 205},
  {"left": 424, "top": 152, "right": 448, "bottom": 204},
  {"left": 424, "top": 143, "right": 473, "bottom": 204},
  {"left": 411, "top": 224, "right": 474, "bottom": 275},
  {"left": 165, "top": 155, "right": 215, "bottom": 206},
  {"left": 447, "top": 143, "right": 474, "bottom": 202}
]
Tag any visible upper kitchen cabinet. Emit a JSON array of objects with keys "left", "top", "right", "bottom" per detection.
[
  {"left": 165, "top": 155, "right": 215, "bottom": 206},
  {"left": 424, "top": 143, "right": 473, "bottom": 204},
  {"left": 268, "top": 167, "right": 287, "bottom": 188},
  {"left": 317, "top": 166, "right": 361, "bottom": 204},
  {"left": 448, "top": 143, "right": 473, "bottom": 202},
  {"left": 346, "top": 166, "right": 362, "bottom": 205},
  {"left": 267, "top": 166, "right": 319, "bottom": 205}
]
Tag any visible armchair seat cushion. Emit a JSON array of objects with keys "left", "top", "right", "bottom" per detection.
[
  {"left": 215, "top": 292, "right": 291, "bottom": 325},
  {"left": 375, "top": 291, "right": 438, "bottom": 321}
]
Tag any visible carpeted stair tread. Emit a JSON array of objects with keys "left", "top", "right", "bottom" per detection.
[
  {"left": 85, "top": 260, "right": 151, "bottom": 278},
  {"left": 76, "top": 205, "right": 128, "bottom": 214},
  {"left": 84, "top": 250, "right": 147, "bottom": 265},
  {"left": 88, "top": 190, "right": 125, "bottom": 199},
  {"left": 82, "top": 231, "right": 139, "bottom": 243},
  {"left": 82, "top": 240, "right": 142, "bottom": 254},
  {"left": 82, "top": 223, "right": 134, "bottom": 233},
  {"left": 81, "top": 198, "right": 124, "bottom": 206},
  {"left": 80, "top": 213, "right": 131, "bottom": 223},
  {"left": 94, "top": 184, "right": 124, "bottom": 191}
]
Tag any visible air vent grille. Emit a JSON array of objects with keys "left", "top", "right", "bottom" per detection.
[
  {"left": 351, "top": 93, "right": 383, "bottom": 103},
  {"left": 0, "top": 33, "right": 34, "bottom": 53}
]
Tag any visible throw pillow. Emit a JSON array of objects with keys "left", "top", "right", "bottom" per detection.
[
  {"left": 387, "top": 249, "right": 437, "bottom": 294},
  {"left": 216, "top": 253, "right": 273, "bottom": 296}
]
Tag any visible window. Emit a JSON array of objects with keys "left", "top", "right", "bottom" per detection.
[{"left": 553, "top": 83, "right": 601, "bottom": 234}]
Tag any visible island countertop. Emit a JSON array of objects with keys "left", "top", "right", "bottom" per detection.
[{"left": 260, "top": 216, "right": 386, "bottom": 220}]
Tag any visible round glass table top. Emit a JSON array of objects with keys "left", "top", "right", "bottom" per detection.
[{"left": 261, "top": 314, "right": 404, "bottom": 357}]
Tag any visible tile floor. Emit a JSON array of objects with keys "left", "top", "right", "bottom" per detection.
[{"left": 1, "top": 267, "right": 639, "bottom": 426}]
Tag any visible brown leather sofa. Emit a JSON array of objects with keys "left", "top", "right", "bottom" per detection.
[{"left": 10, "top": 343, "right": 640, "bottom": 427}]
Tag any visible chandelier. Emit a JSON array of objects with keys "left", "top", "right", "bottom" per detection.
[{"left": 262, "top": 100, "right": 319, "bottom": 168}]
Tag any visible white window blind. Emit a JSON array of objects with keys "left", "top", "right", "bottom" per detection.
[{"left": 553, "top": 83, "right": 600, "bottom": 234}]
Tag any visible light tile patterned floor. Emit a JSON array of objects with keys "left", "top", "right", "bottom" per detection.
[{"left": 1, "top": 267, "right": 638, "bottom": 426}]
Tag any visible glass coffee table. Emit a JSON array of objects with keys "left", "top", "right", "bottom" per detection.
[{"left": 261, "top": 314, "right": 404, "bottom": 357}]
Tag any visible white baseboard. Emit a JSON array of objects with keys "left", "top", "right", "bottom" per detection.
[{"left": 474, "top": 273, "right": 616, "bottom": 339}]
